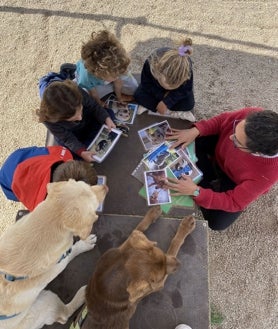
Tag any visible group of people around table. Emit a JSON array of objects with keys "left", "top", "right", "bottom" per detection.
[{"left": 0, "top": 30, "right": 277, "bottom": 233}]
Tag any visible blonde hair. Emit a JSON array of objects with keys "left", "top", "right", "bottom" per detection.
[
  {"left": 149, "top": 37, "right": 193, "bottom": 88},
  {"left": 81, "top": 30, "right": 130, "bottom": 79}
]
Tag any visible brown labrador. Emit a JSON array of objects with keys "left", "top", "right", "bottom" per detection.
[{"left": 74, "top": 206, "right": 195, "bottom": 329}]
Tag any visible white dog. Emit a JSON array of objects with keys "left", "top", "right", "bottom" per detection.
[{"left": 0, "top": 179, "right": 107, "bottom": 329}]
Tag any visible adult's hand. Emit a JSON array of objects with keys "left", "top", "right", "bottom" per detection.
[
  {"left": 165, "top": 175, "right": 198, "bottom": 196},
  {"left": 166, "top": 127, "right": 200, "bottom": 149}
]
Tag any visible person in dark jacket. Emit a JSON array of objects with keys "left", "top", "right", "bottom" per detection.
[
  {"left": 36, "top": 79, "right": 116, "bottom": 162},
  {"left": 134, "top": 37, "right": 195, "bottom": 119}
]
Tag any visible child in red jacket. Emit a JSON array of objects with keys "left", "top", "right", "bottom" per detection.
[{"left": 0, "top": 146, "right": 97, "bottom": 211}]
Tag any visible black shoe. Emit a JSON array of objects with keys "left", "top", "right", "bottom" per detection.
[{"left": 60, "top": 63, "right": 77, "bottom": 80}]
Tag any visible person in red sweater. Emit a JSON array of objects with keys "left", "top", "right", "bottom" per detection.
[{"left": 165, "top": 107, "right": 278, "bottom": 230}]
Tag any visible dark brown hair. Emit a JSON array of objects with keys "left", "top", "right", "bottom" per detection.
[{"left": 36, "top": 80, "right": 82, "bottom": 123}]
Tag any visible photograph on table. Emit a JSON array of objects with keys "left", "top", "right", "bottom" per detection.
[
  {"left": 142, "top": 142, "right": 179, "bottom": 170},
  {"left": 169, "top": 149, "right": 203, "bottom": 182},
  {"left": 105, "top": 94, "right": 138, "bottom": 124},
  {"left": 138, "top": 120, "right": 172, "bottom": 151},
  {"left": 87, "top": 125, "right": 122, "bottom": 163},
  {"left": 144, "top": 169, "right": 171, "bottom": 205}
]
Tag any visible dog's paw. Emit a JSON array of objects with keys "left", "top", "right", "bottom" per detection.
[
  {"left": 75, "top": 234, "right": 97, "bottom": 253},
  {"left": 147, "top": 205, "right": 162, "bottom": 222},
  {"left": 179, "top": 216, "right": 196, "bottom": 235}
]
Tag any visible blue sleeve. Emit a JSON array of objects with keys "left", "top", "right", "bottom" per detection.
[{"left": 75, "top": 60, "right": 104, "bottom": 90}]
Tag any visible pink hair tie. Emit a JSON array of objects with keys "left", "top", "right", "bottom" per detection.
[{"left": 178, "top": 45, "right": 192, "bottom": 56}]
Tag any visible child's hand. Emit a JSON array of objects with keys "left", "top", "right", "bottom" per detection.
[
  {"left": 156, "top": 101, "right": 168, "bottom": 114},
  {"left": 89, "top": 88, "right": 104, "bottom": 106},
  {"left": 119, "top": 94, "right": 134, "bottom": 103},
  {"left": 80, "top": 151, "right": 97, "bottom": 163},
  {"left": 105, "top": 117, "right": 116, "bottom": 130},
  {"left": 113, "top": 78, "right": 123, "bottom": 101}
]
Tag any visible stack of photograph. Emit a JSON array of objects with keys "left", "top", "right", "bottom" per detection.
[{"left": 132, "top": 120, "right": 203, "bottom": 211}]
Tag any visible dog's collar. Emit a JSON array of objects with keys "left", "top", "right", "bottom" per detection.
[
  {"left": 57, "top": 247, "right": 72, "bottom": 263},
  {"left": 69, "top": 304, "right": 87, "bottom": 329},
  {"left": 0, "top": 271, "right": 28, "bottom": 282},
  {"left": 0, "top": 313, "right": 20, "bottom": 320},
  {"left": 0, "top": 247, "right": 73, "bottom": 282}
]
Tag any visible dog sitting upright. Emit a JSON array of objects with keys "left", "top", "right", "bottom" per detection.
[
  {"left": 77, "top": 206, "right": 195, "bottom": 329},
  {"left": 0, "top": 179, "right": 107, "bottom": 329}
]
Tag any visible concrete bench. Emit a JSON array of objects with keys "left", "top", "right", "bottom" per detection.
[{"left": 44, "top": 214, "right": 209, "bottom": 329}]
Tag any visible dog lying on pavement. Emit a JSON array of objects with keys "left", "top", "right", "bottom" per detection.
[
  {"left": 71, "top": 206, "right": 195, "bottom": 329},
  {"left": 0, "top": 179, "right": 107, "bottom": 329}
]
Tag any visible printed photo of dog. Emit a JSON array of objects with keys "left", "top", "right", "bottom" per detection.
[
  {"left": 144, "top": 169, "right": 171, "bottom": 205},
  {"left": 87, "top": 125, "right": 122, "bottom": 163},
  {"left": 0, "top": 179, "right": 107, "bottom": 329},
  {"left": 138, "top": 120, "right": 171, "bottom": 151},
  {"left": 105, "top": 99, "right": 138, "bottom": 124},
  {"left": 143, "top": 142, "right": 179, "bottom": 170},
  {"left": 169, "top": 150, "right": 203, "bottom": 182}
]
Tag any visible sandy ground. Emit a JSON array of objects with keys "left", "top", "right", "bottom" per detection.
[{"left": 0, "top": 1, "right": 277, "bottom": 328}]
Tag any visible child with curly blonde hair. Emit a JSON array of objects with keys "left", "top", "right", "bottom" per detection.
[
  {"left": 134, "top": 37, "right": 195, "bottom": 121},
  {"left": 75, "top": 30, "right": 138, "bottom": 106}
]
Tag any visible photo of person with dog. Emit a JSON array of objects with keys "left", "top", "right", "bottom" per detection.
[
  {"left": 138, "top": 120, "right": 172, "bottom": 151},
  {"left": 169, "top": 149, "right": 203, "bottom": 182},
  {"left": 144, "top": 169, "right": 171, "bottom": 205},
  {"left": 105, "top": 93, "right": 138, "bottom": 124},
  {"left": 143, "top": 141, "right": 179, "bottom": 170}
]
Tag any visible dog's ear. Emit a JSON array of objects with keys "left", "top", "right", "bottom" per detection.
[
  {"left": 46, "top": 180, "right": 66, "bottom": 195},
  {"left": 127, "top": 280, "right": 152, "bottom": 304},
  {"left": 165, "top": 255, "right": 181, "bottom": 274}
]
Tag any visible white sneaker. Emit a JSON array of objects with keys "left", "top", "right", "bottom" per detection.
[
  {"left": 175, "top": 325, "right": 192, "bottom": 329},
  {"left": 137, "top": 105, "right": 149, "bottom": 115},
  {"left": 166, "top": 110, "right": 196, "bottom": 122}
]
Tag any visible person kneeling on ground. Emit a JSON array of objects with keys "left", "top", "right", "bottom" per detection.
[
  {"left": 165, "top": 107, "right": 278, "bottom": 230},
  {"left": 0, "top": 145, "right": 97, "bottom": 211},
  {"left": 36, "top": 79, "right": 122, "bottom": 163}
]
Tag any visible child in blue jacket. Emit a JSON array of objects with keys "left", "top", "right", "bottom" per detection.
[{"left": 0, "top": 146, "right": 97, "bottom": 210}]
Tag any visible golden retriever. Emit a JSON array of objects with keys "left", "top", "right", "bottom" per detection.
[
  {"left": 73, "top": 206, "right": 195, "bottom": 329},
  {"left": 0, "top": 179, "right": 107, "bottom": 329}
]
